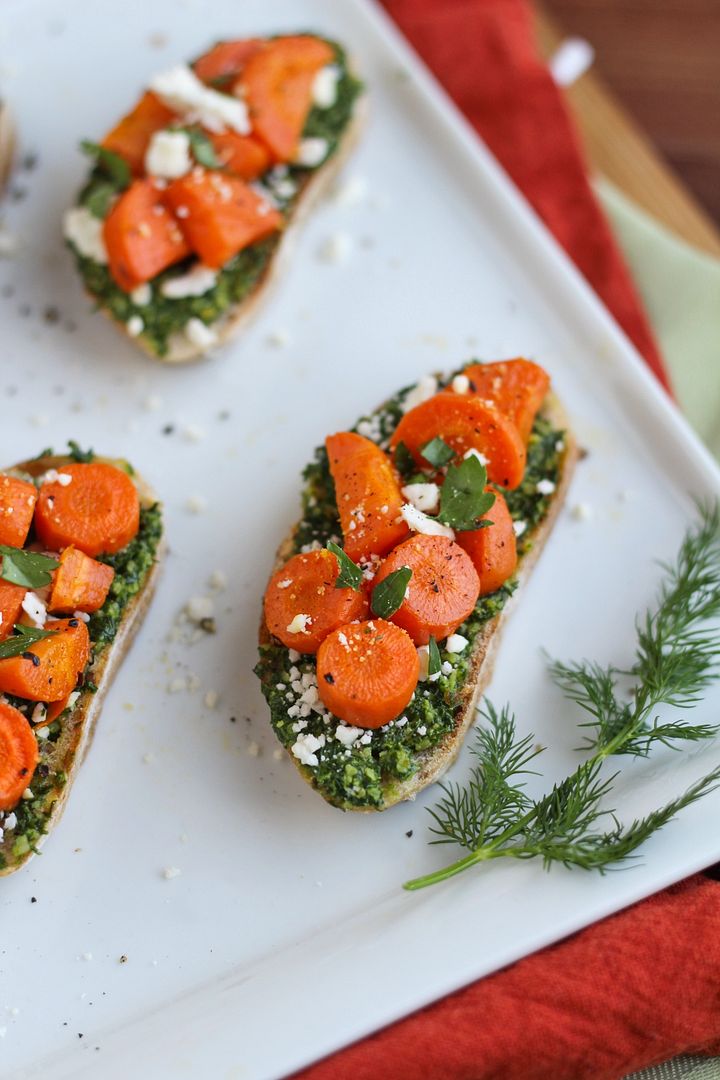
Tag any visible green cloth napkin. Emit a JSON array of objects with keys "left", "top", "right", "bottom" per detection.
[{"left": 596, "top": 178, "right": 720, "bottom": 460}]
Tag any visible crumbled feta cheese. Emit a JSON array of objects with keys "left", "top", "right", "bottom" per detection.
[
  {"left": 63, "top": 206, "right": 108, "bottom": 264},
  {"left": 4, "top": 813, "right": 17, "bottom": 830},
  {"left": 209, "top": 569, "right": 227, "bottom": 591},
  {"left": 127, "top": 315, "right": 144, "bottom": 337},
  {"left": 334, "top": 724, "right": 362, "bottom": 747},
  {"left": 512, "top": 520, "right": 527, "bottom": 537},
  {"left": 131, "top": 283, "right": 152, "bottom": 305},
  {"left": 317, "top": 231, "right": 352, "bottom": 264},
  {"left": 288, "top": 649, "right": 301, "bottom": 662},
  {"left": 277, "top": 579, "right": 292, "bottom": 590},
  {"left": 452, "top": 374, "right": 470, "bottom": 394},
  {"left": 463, "top": 448, "right": 489, "bottom": 466},
  {"left": 272, "top": 747, "right": 284, "bottom": 761},
  {"left": 295, "top": 136, "right": 329, "bottom": 167},
  {"left": 291, "top": 732, "right": 325, "bottom": 767},
  {"left": 145, "top": 129, "right": 192, "bottom": 178},
  {"left": 21, "top": 788, "right": 34, "bottom": 800},
  {"left": 31, "top": 703, "right": 47, "bottom": 725},
  {"left": 441, "top": 661, "right": 453, "bottom": 675},
  {"left": 39, "top": 468, "right": 72, "bottom": 487},
  {"left": 417, "top": 645, "right": 440, "bottom": 683},
  {"left": 359, "top": 732, "right": 372, "bottom": 745},
  {"left": 182, "top": 423, "right": 205, "bottom": 442},
  {"left": 312, "top": 65, "right": 340, "bottom": 108},
  {"left": 286, "top": 613, "right": 311, "bottom": 635},
  {"left": 184, "top": 317, "right": 218, "bottom": 349},
  {"left": 247, "top": 741, "right": 260, "bottom": 757},
  {"left": 401, "top": 482, "right": 440, "bottom": 514},
  {"left": 332, "top": 174, "right": 368, "bottom": 207},
  {"left": 536, "top": 478, "right": 556, "bottom": 495},
  {"left": 143, "top": 394, "right": 163, "bottom": 412},
  {"left": 21, "top": 591, "right": 46, "bottom": 628},
  {"left": 417, "top": 725, "right": 427, "bottom": 736},
  {"left": 151, "top": 65, "right": 250, "bottom": 134},
  {"left": 402, "top": 375, "right": 437, "bottom": 413},
  {"left": 0, "top": 230, "right": 18, "bottom": 257},
  {"left": 186, "top": 596, "right": 214, "bottom": 622},
  {"left": 162, "top": 866, "right": 181, "bottom": 879},
  {"left": 72, "top": 610, "right": 90, "bottom": 623},
  {"left": 185, "top": 494, "right": 207, "bottom": 514},
  {"left": 571, "top": 502, "right": 594, "bottom": 522},
  {"left": 204, "top": 689, "right": 219, "bottom": 708},
  {"left": 445, "top": 633, "right": 469, "bottom": 654},
  {"left": 401, "top": 503, "right": 454, "bottom": 539},
  {"left": 161, "top": 263, "right": 217, "bottom": 298}
]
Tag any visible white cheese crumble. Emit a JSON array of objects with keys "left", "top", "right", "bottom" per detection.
[
  {"left": 145, "top": 129, "right": 192, "bottom": 179},
  {"left": 286, "top": 613, "right": 311, "bottom": 635},
  {"left": 185, "top": 317, "right": 218, "bottom": 349},
  {"left": 31, "top": 703, "right": 47, "bottom": 725},
  {"left": 400, "top": 503, "right": 454, "bottom": 539},
  {"left": 40, "top": 468, "right": 72, "bottom": 487},
  {"left": 162, "top": 866, "right": 181, "bottom": 880},
  {"left": 571, "top": 502, "right": 594, "bottom": 521},
  {"left": 126, "top": 315, "right": 144, "bottom": 337},
  {"left": 401, "top": 482, "right": 440, "bottom": 514},
  {"left": 21, "top": 591, "right": 47, "bottom": 628},
  {"left": 204, "top": 690, "right": 218, "bottom": 709},
  {"left": 317, "top": 231, "right": 352, "bottom": 264},
  {"left": 536, "top": 478, "right": 556, "bottom": 495},
  {"left": 452, "top": 374, "right": 470, "bottom": 394},
  {"left": 295, "top": 136, "right": 329, "bottom": 167},
  {"left": 186, "top": 596, "right": 214, "bottom": 622},
  {"left": 150, "top": 65, "right": 250, "bottom": 134},
  {"left": 464, "top": 448, "right": 489, "bottom": 465},
  {"left": 512, "top": 520, "right": 527, "bottom": 537},
  {"left": 143, "top": 394, "right": 163, "bottom": 412},
  {"left": 334, "top": 724, "right": 363, "bottom": 747},
  {"left": 291, "top": 732, "right": 325, "bottom": 767},
  {"left": 131, "top": 283, "right": 152, "bottom": 305},
  {"left": 402, "top": 375, "right": 437, "bottom": 413},
  {"left": 185, "top": 494, "right": 207, "bottom": 514},
  {"left": 445, "top": 633, "right": 469, "bottom": 654},
  {"left": 161, "top": 264, "right": 217, "bottom": 298},
  {"left": 209, "top": 569, "right": 227, "bottom": 591},
  {"left": 331, "top": 174, "right": 368, "bottom": 207},
  {"left": 62, "top": 207, "right": 108, "bottom": 264},
  {"left": 417, "top": 645, "right": 440, "bottom": 683},
  {"left": 312, "top": 65, "right": 340, "bottom": 108},
  {"left": 4, "top": 813, "right": 17, "bottom": 830},
  {"left": 266, "top": 328, "right": 291, "bottom": 348}
]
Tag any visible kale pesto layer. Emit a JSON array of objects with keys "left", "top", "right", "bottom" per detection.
[
  {"left": 67, "top": 41, "right": 363, "bottom": 357},
  {"left": 255, "top": 382, "right": 565, "bottom": 809}
]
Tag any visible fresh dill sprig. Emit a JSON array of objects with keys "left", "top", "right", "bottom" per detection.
[{"left": 404, "top": 506, "right": 720, "bottom": 891}]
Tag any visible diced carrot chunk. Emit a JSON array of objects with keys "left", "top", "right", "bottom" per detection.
[
  {"left": 104, "top": 178, "right": 191, "bottom": 291},
  {"left": 48, "top": 546, "right": 115, "bottom": 615},
  {"left": 208, "top": 131, "right": 272, "bottom": 180},
  {"left": 0, "top": 618, "right": 90, "bottom": 703},
  {"left": 102, "top": 92, "right": 176, "bottom": 174},
  {"left": 193, "top": 39, "right": 264, "bottom": 84},
  {"left": 457, "top": 489, "right": 517, "bottom": 596},
  {"left": 0, "top": 475, "right": 37, "bottom": 548},
  {"left": 0, "top": 581, "right": 26, "bottom": 643}
]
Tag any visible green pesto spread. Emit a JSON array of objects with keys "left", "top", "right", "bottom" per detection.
[
  {"left": 66, "top": 40, "right": 363, "bottom": 357},
  {"left": 0, "top": 483, "right": 162, "bottom": 869},
  {"left": 255, "top": 376, "right": 565, "bottom": 810}
]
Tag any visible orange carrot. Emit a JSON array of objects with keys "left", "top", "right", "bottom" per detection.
[
  {"left": 48, "top": 546, "right": 115, "bottom": 615},
  {"left": 193, "top": 39, "right": 264, "bottom": 84},
  {"left": 36, "top": 692, "right": 73, "bottom": 729},
  {"left": 264, "top": 549, "right": 366, "bottom": 654},
  {"left": 373, "top": 535, "right": 479, "bottom": 645},
  {"left": 208, "top": 131, "right": 272, "bottom": 180},
  {"left": 390, "top": 393, "right": 527, "bottom": 490},
  {"left": 34, "top": 463, "right": 140, "bottom": 558},
  {"left": 457, "top": 489, "right": 517, "bottom": 596},
  {"left": 463, "top": 359, "right": 550, "bottom": 443},
  {"left": 0, "top": 475, "right": 37, "bottom": 548},
  {"left": 326, "top": 432, "right": 409, "bottom": 563},
  {"left": 0, "top": 701, "right": 39, "bottom": 810},
  {"left": 240, "top": 36, "right": 335, "bottom": 162},
  {"left": 163, "top": 169, "right": 282, "bottom": 268},
  {"left": 0, "top": 581, "right": 27, "bottom": 644},
  {"left": 0, "top": 618, "right": 90, "bottom": 703},
  {"left": 102, "top": 92, "right": 177, "bottom": 174},
  {"left": 103, "top": 178, "right": 190, "bottom": 291},
  {"left": 316, "top": 619, "right": 419, "bottom": 729}
]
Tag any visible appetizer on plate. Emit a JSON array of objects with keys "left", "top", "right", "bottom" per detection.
[
  {"left": 0, "top": 448, "right": 163, "bottom": 873},
  {"left": 63, "top": 34, "right": 363, "bottom": 362},
  {"left": 256, "top": 359, "right": 577, "bottom": 811}
]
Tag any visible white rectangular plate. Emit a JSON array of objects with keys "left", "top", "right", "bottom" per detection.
[{"left": 2, "top": 1, "right": 720, "bottom": 1077}]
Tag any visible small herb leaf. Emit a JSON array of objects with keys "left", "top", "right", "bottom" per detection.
[
  {"left": 371, "top": 566, "right": 412, "bottom": 619},
  {"left": 438, "top": 455, "right": 496, "bottom": 531},
  {"left": 67, "top": 440, "right": 95, "bottom": 463},
  {"left": 84, "top": 180, "right": 118, "bottom": 220},
  {"left": 420, "top": 437, "right": 455, "bottom": 469},
  {"left": 80, "top": 140, "right": 131, "bottom": 189},
  {"left": 428, "top": 636, "right": 441, "bottom": 678},
  {"left": 184, "top": 128, "right": 222, "bottom": 169},
  {"left": 394, "top": 441, "right": 416, "bottom": 480},
  {"left": 327, "top": 541, "right": 362, "bottom": 591},
  {"left": 0, "top": 624, "right": 58, "bottom": 660},
  {"left": 0, "top": 547, "right": 59, "bottom": 589}
]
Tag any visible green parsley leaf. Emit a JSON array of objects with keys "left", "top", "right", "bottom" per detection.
[
  {"left": 327, "top": 541, "right": 362, "bottom": 591},
  {"left": 420, "top": 437, "right": 455, "bottom": 469},
  {"left": 371, "top": 566, "right": 412, "bottom": 619},
  {"left": 0, "top": 624, "right": 58, "bottom": 660},
  {"left": 84, "top": 180, "right": 118, "bottom": 219},
  {"left": 67, "top": 440, "right": 95, "bottom": 463},
  {"left": 183, "top": 128, "right": 222, "bottom": 169},
  {"left": 80, "top": 140, "right": 131, "bottom": 189},
  {"left": 437, "top": 455, "right": 496, "bottom": 531},
  {"left": 394, "top": 441, "right": 416, "bottom": 480},
  {"left": 428, "top": 636, "right": 441, "bottom": 678},
  {"left": 0, "top": 547, "right": 59, "bottom": 589},
  {"left": 30, "top": 447, "right": 54, "bottom": 460}
]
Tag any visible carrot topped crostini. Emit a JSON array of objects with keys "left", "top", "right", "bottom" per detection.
[
  {"left": 0, "top": 445, "right": 163, "bottom": 874},
  {"left": 64, "top": 33, "right": 364, "bottom": 362},
  {"left": 256, "top": 358, "right": 577, "bottom": 811}
]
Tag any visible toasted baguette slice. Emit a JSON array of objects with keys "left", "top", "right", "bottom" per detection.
[
  {"left": 0, "top": 454, "right": 164, "bottom": 875},
  {"left": 258, "top": 392, "right": 577, "bottom": 812}
]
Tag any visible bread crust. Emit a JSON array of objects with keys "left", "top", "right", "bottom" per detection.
[
  {"left": 0, "top": 455, "right": 163, "bottom": 874},
  {"left": 259, "top": 393, "right": 577, "bottom": 812}
]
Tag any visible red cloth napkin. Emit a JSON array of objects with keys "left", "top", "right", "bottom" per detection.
[{"left": 291, "top": 2, "right": 720, "bottom": 1077}]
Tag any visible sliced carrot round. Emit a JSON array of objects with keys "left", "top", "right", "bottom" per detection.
[
  {"left": 457, "top": 489, "right": 517, "bottom": 596},
  {"left": 48, "top": 546, "right": 115, "bottom": 615},
  {"left": 0, "top": 474, "right": 38, "bottom": 548},
  {"left": 0, "top": 581, "right": 28, "bottom": 643},
  {"left": 316, "top": 619, "right": 419, "bottom": 729},
  {"left": 463, "top": 359, "right": 550, "bottom": 443},
  {"left": 34, "top": 463, "right": 140, "bottom": 557},
  {"left": 241, "top": 35, "right": 335, "bottom": 162},
  {"left": 0, "top": 701, "right": 39, "bottom": 810},
  {"left": 264, "top": 549, "right": 366, "bottom": 654},
  {"left": 104, "top": 178, "right": 190, "bottom": 292},
  {"left": 0, "top": 618, "right": 90, "bottom": 703},
  {"left": 326, "top": 432, "right": 409, "bottom": 563},
  {"left": 390, "top": 393, "right": 527, "bottom": 490},
  {"left": 373, "top": 534, "right": 479, "bottom": 645},
  {"left": 193, "top": 38, "right": 265, "bottom": 84}
]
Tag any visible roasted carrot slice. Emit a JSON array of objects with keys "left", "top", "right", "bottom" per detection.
[
  {"left": 102, "top": 91, "right": 177, "bottom": 175},
  {"left": 264, "top": 549, "right": 366, "bottom": 654},
  {"left": 0, "top": 618, "right": 90, "bottom": 703},
  {"left": 208, "top": 131, "right": 272, "bottom": 180},
  {"left": 48, "top": 546, "right": 115, "bottom": 615},
  {"left": 326, "top": 432, "right": 409, "bottom": 563},
  {"left": 457, "top": 489, "right": 517, "bottom": 597},
  {"left": 373, "top": 535, "right": 479, "bottom": 646},
  {"left": 37, "top": 692, "right": 73, "bottom": 729},
  {"left": 240, "top": 35, "right": 335, "bottom": 162},
  {"left": 194, "top": 39, "right": 264, "bottom": 84},
  {"left": 463, "top": 359, "right": 550, "bottom": 443},
  {"left": 390, "top": 394, "right": 527, "bottom": 490},
  {"left": 0, "top": 581, "right": 27, "bottom": 644},
  {"left": 316, "top": 619, "right": 419, "bottom": 729},
  {"left": 164, "top": 169, "right": 282, "bottom": 268},
  {"left": 0, "top": 701, "right": 39, "bottom": 810},
  {"left": 103, "top": 178, "right": 191, "bottom": 291},
  {"left": 0, "top": 475, "right": 38, "bottom": 548},
  {"left": 34, "top": 463, "right": 140, "bottom": 558}
]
